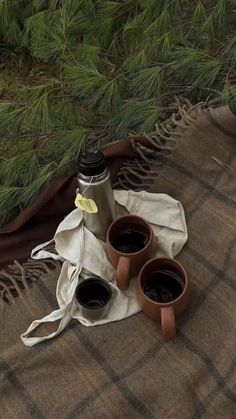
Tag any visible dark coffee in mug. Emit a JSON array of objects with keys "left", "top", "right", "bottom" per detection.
[
  {"left": 111, "top": 228, "right": 149, "bottom": 253},
  {"left": 76, "top": 277, "right": 111, "bottom": 309},
  {"left": 142, "top": 269, "right": 184, "bottom": 303}
]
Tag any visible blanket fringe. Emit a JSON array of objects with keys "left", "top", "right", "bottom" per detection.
[
  {"left": 0, "top": 258, "right": 61, "bottom": 306},
  {"left": 114, "top": 98, "right": 206, "bottom": 190}
]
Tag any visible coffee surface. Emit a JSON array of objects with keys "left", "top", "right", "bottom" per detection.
[
  {"left": 76, "top": 279, "right": 111, "bottom": 308},
  {"left": 142, "top": 269, "right": 184, "bottom": 303},
  {"left": 111, "top": 228, "right": 149, "bottom": 253}
]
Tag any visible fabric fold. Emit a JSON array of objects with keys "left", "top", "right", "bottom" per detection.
[{"left": 21, "top": 190, "right": 188, "bottom": 347}]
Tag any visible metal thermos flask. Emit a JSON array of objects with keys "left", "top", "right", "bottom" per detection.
[{"left": 77, "top": 149, "right": 116, "bottom": 241}]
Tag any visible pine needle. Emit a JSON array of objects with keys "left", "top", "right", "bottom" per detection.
[
  {"left": 110, "top": 98, "right": 162, "bottom": 138},
  {"left": 222, "top": 83, "right": 236, "bottom": 109},
  {"left": 223, "top": 36, "right": 236, "bottom": 67},
  {"left": 213, "top": 0, "right": 230, "bottom": 38},
  {"left": 0, "top": 186, "right": 20, "bottom": 225},
  {"left": 170, "top": 48, "right": 222, "bottom": 89},
  {"left": 144, "top": 9, "right": 171, "bottom": 38},
  {"left": 19, "top": 163, "right": 55, "bottom": 206},
  {"left": 93, "top": 79, "right": 122, "bottom": 116},
  {"left": 47, "top": 128, "right": 88, "bottom": 176},
  {"left": 4, "top": 20, "right": 22, "bottom": 45},
  {"left": 0, "top": 150, "right": 39, "bottom": 187},
  {"left": 131, "top": 66, "right": 164, "bottom": 99},
  {"left": 145, "top": 32, "right": 171, "bottom": 62},
  {"left": 64, "top": 62, "right": 107, "bottom": 97},
  {"left": 192, "top": 1, "right": 207, "bottom": 26}
]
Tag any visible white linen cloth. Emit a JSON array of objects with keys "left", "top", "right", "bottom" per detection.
[{"left": 21, "top": 190, "right": 188, "bottom": 347}]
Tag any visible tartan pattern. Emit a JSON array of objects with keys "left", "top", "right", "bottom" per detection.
[{"left": 1, "top": 106, "right": 236, "bottom": 418}]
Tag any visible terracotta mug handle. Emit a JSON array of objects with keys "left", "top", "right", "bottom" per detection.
[
  {"left": 160, "top": 306, "right": 176, "bottom": 341},
  {"left": 116, "top": 256, "right": 131, "bottom": 290}
]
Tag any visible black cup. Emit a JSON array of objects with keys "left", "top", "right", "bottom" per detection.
[{"left": 76, "top": 277, "right": 112, "bottom": 321}]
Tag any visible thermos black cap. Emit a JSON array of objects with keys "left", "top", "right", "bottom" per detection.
[{"left": 79, "top": 149, "right": 106, "bottom": 176}]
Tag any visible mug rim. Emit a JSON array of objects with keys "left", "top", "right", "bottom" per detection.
[
  {"left": 107, "top": 214, "right": 154, "bottom": 256},
  {"left": 137, "top": 257, "right": 188, "bottom": 306},
  {"left": 76, "top": 277, "right": 112, "bottom": 309}
]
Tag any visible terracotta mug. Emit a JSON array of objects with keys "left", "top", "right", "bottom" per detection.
[
  {"left": 106, "top": 214, "right": 156, "bottom": 290},
  {"left": 137, "top": 257, "right": 190, "bottom": 341}
]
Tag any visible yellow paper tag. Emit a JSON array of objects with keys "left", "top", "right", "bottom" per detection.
[{"left": 75, "top": 194, "right": 98, "bottom": 213}]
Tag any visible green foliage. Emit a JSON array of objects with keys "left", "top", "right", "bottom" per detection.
[
  {"left": 171, "top": 48, "right": 222, "bottom": 90},
  {"left": 0, "top": 1, "right": 23, "bottom": 44},
  {"left": 213, "top": 0, "right": 230, "bottom": 38},
  {"left": 65, "top": 62, "right": 122, "bottom": 115},
  {"left": 0, "top": 186, "right": 20, "bottom": 226},
  {"left": 110, "top": 99, "right": 162, "bottom": 138},
  {"left": 144, "top": 9, "right": 171, "bottom": 37},
  {"left": 192, "top": 2, "right": 207, "bottom": 26},
  {"left": 0, "top": 149, "right": 39, "bottom": 187},
  {"left": 145, "top": 32, "right": 171, "bottom": 62},
  {"left": 0, "top": 0, "right": 236, "bottom": 225},
  {"left": 131, "top": 66, "right": 164, "bottom": 99},
  {"left": 65, "top": 63, "right": 107, "bottom": 97},
  {"left": 222, "top": 83, "right": 236, "bottom": 111},
  {"left": 223, "top": 36, "right": 236, "bottom": 66}
]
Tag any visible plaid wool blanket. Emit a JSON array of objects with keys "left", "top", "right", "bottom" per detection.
[{"left": 0, "top": 105, "right": 236, "bottom": 418}]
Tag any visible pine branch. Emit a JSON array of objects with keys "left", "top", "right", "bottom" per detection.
[
  {"left": 222, "top": 83, "right": 236, "bottom": 108},
  {"left": 213, "top": 0, "right": 230, "bottom": 39},
  {"left": 0, "top": 186, "right": 20, "bottom": 226},
  {"left": 170, "top": 48, "right": 222, "bottom": 89},
  {"left": 192, "top": 1, "right": 207, "bottom": 26},
  {"left": 144, "top": 9, "right": 171, "bottom": 37},
  {"left": 19, "top": 163, "right": 55, "bottom": 206},
  {"left": 64, "top": 61, "right": 122, "bottom": 115},
  {"left": 223, "top": 35, "right": 236, "bottom": 66},
  {"left": 0, "top": 149, "right": 39, "bottom": 187},
  {"left": 64, "top": 62, "right": 107, "bottom": 96},
  {"left": 123, "top": 12, "right": 146, "bottom": 53},
  {"left": 131, "top": 66, "right": 164, "bottom": 99},
  {"left": 109, "top": 98, "right": 162, "bottom": 138},
  {"left": 4, "top": 20, "right": 22, "bottom": 46},
  {"left": 92, "top": 78, "right": 122, "bottom": 116},
  {"left": 167, "top": 0, "right": 181, "bottom": 16},
  {"left": 145, "top": 32, "right": 171, "bottom": 62}
]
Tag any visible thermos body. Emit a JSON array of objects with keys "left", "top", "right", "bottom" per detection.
[{"left": 77, "top": 149, "right": 116, "bottom": 241}]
